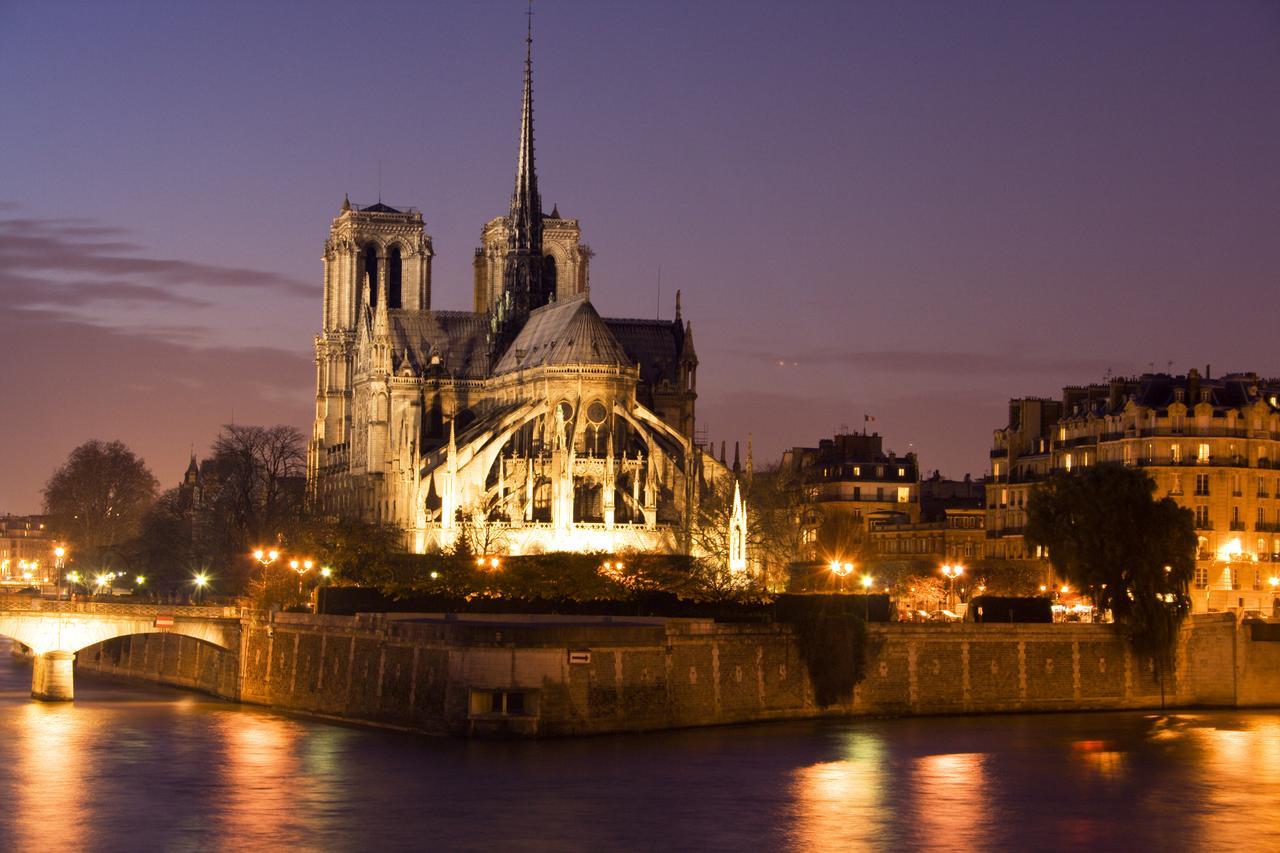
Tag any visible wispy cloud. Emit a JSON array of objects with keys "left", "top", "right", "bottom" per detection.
[
  {"left": 734, "top": 345, "right": 1118, "bottom": 377},
  {"left": 0, "top": 213, "right": 312, "bottom": 303}
]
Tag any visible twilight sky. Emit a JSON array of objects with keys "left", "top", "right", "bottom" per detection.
[{"left": 2, "top": 0, "right": 1278, "bottom": 513}]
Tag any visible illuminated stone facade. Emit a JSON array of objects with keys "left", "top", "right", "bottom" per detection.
[
  {"left": 781, "top": 432, "right": 921, "bottom": 561},
  {"left": 988, "top": 370, "right": 1280, "bottom": 612},
  {"left": 308, "top": 29, "right": 733, "bottom": 559}
]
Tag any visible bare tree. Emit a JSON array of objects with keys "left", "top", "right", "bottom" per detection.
[
  {"left": 205, "top": 424, "right": 307, "bottom": 547},
  {"left": 43, "top": 439, "right": 158, "bottom": 565}
]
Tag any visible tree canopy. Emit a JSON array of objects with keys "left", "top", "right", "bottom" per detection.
[
  {"left": 43, "top": 439, "right": 158, "bottom": 565},
  {"left": 1026, "top": 463, "right": 1196, "bottom": 668}
]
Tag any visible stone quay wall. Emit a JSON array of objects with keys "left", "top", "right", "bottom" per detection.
[{"left": 73, "top": 612, "right": 1280, "bottom": 736}]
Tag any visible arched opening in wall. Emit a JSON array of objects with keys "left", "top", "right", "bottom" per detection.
[
  {"left": 77, "top": 633, "right": 235, "bottom": 689},
  {"left": 532, "top": 480, "right": 552, "bottom": 523},
  {"left": 388, "top": 245, "right": 403, "bottom": 309},
  {"left": 542, "top": 255, "right": 558, "bottom": 302},
  {"left": 452, "top": 409, "right": 477, "bottom": 437},
  {"left": 575, "top": 483, "right": 603, "bottom": 523},
  {"left": 362, "top": 244, "right": 379, "bottom": 308}
]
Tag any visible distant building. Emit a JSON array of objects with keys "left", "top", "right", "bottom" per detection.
[
  {"left": 780, "top": 432, "right": 920, "bottom": 560},
  {"left": 869, "top": 507, "right": 986, "bottom": 563},
  {"left": 0, "top": 515, "right": 58, "bottom": 587},
  {"left": 989, "top": 369, "right": 1280, "bottom": 612}
]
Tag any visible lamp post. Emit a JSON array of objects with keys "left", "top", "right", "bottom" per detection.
[
  {"left": 289, "top": 558, "right": 314, "bottom": 601},
  {"left": 940, "top": 564, "right": 965, "bottom": 612},
  {"left": 860, "top": 574, "right": 873, "bottom": 620},
  {"left": 829, "top": 560, "right": 854, "bottom": 592},
  {"left": 54, "top": 546, "right": 67, "bottom": 597}
]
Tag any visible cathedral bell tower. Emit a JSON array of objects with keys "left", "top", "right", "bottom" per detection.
[
  {"left": 487, "top": 10, "right": 556, "bottom": 361},
  {"left": 309, "top": 197, "right": 433, "bottom": 492}
]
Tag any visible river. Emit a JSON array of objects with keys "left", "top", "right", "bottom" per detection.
[{"left": 0, "top": 641, "right": 1277, "bottom": 852}]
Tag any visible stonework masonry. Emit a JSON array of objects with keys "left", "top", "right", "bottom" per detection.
[{"left": 71, "top": 612, "right": 1280, "bottom": 737}]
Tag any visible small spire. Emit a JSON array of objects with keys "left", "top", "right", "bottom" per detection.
[
  {"left": 342, "top": 192, "right": 351, "bottom": 212},
  {"left": 550, "top": 203, "right": 560, "bottom": 219},
  {"left": 733, "top": 441, "right": 741, "bottom": 475},
  {"left": 674, "top": 289, "right": 682, "bottom": 322}
]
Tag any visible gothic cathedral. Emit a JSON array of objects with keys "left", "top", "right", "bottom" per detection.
[{"left": 307, "top": 23, "right": 745, "bottom": 560}]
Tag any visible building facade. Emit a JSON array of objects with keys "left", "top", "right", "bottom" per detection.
[
  {"left": 781, "top": 432, "right": 920, "bottom": 561},
  {"left": 0, "top": 515, "right": 59, "bottom": 588},
  {"left": 308, "top": 26, "right": 732, "bottom": 559},
  {"left": 989, "top": 370, "right": 1280, "bottom": 612}
]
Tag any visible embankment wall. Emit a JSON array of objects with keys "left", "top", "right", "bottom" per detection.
[{"left": 74, "top": 612, "right": 1280, "bottom": 736}]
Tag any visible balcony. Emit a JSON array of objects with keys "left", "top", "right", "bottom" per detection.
[
  {"left": 990, "top": 448, "right": 1008, "bottom": 458},
  {"left": 1256, "top": 522, "right": 1280, "bottom": 533},
  {"left": 1230, "top": 521, "right": 1247, "bottom": 531},
  {"left": 1195, "top": 521, "right": 1215, "bottom": 531}
]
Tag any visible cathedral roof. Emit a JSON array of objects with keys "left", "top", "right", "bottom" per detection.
[
  {"left": 360, "top": 201, "right": 402, "bottom": 213},
  {"left": 492, "top": 295, "right": 632, "bottom": 374},
  {"left": 606, "top": 318, "right": 687, "bottom": 388},
  {"left": 388, "top": 310, "right": 490, "bottom": 378}
]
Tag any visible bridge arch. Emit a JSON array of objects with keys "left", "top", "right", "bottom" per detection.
[{"left": 0, "top": 602, "right": 241, "bottom": 702}]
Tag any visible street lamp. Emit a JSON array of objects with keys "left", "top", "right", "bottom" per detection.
[
  {"left": 289, "top": 558, "right": 314, "bottom": 600},
  {"left": 860, "top": 574, "right": 874, "bottom": 620},
  {"left": 54, "top": 545, "right": 67, "bottom": 595},
  {"left": 192, "top": 572, "right": 209, "bottom": 603},
  {"left": 940, "top": 564, "right": 965, "bottom": 612},
  {"left": 253, "top": 548, "right": 280, "bottom": 567},
  {"left": 829, "top": 559, "right": 854, "bottom": 592}
]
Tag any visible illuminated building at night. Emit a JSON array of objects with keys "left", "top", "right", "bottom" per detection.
[
  {"left": 781, "top": 431, "right": 921, "bottom": 561},
  {"left": 988, "top": 370, "right": 1280, "bottom": 612},
  {"left": 307, "top": 24, "right": 736, "bottom": 559},
  {"left": 0, "top": 515, "right": 58, "bottom": 588}
]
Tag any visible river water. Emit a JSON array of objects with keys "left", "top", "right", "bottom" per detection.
[{"left": 1, "top": 642, "right": 1277, "bottom": 852}]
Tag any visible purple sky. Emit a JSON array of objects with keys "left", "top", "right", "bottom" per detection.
[{"left": 2, "top": 1, "right": 1278, "bottom": 513}]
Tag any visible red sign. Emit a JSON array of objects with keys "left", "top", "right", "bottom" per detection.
[{"left": 154, "top": 615, "right": 174, "bottom": 628}]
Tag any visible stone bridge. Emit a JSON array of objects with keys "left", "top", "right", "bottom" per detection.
[{"left": 0, "top": 596, "right": 242, "bottom": 700}]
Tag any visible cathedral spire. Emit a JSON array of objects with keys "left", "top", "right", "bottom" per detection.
[
  {"left": 510, "top": 2, "right": 541, "bottom": 254},
  {"left": 490, "top": 3, "right": 551, "bottom": 361}
]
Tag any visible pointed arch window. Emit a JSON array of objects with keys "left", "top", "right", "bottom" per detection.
[{"left": 388, "top": 245, "right": 403, "bottom": 309}]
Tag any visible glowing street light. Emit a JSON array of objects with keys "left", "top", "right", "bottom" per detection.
[
  {"left": 940, "top": 564, "right": 964, "bottom": 611},
  {"left": 192, "top": 572, "right": 209, "bottom": 603},
  {"left": 828, "top": 559, "right": 854, "bottom": 592},
  {"left": 254, "top": 548, "right": 280, "bottom": 566}
]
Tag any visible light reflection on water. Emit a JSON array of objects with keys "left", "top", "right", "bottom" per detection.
[{"left": 0, "top": 642, "right": 1278, "bottom": 851}]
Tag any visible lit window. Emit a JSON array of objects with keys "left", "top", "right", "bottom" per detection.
[
  {"left": 852, "top": 466, "right": 860, "bottom": 476},
  {"left": 897, "top": 467, "right": 905, "bottom": 477},
  {"left": 897, "top": 487, "right": 910, "bottom": 503},
  {"left": 1064, "top": 453, "right": 1073, "bottom": 472},
  {"left": 1172, "top": 444, "right": 1182, "bottom": 463},
  {"left": 1198, "top": 443, "right": 1210, "bottom": 463}
]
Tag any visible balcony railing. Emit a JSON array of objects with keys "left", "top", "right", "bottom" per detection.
[
  {"left": 1195, "top": 521, "right": 1215, "bottom": 531},
  {"left": 1230, "top": 521, "right": 1247, "bottom": 531}
]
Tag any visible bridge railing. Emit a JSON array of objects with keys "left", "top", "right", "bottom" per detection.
[{"left": 0, "top": 594, "right": 239, "bottom": 619}]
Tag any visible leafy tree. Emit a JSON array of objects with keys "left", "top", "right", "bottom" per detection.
[
  {"left": 292, "top": 517, "right": 405, "bottom": 589},
  {"left": 43, "top": 439, "right": 158, "bottom": 566},
  {"left": 1026, "top": 464, "right": 1196, "bottom": 671}
]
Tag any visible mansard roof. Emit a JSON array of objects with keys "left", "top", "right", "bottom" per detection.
[
  {"left": 492, "top": 295, "right": 632, "bottom": 374},
  {"left": 388, "top": 310, "right": 490, "bottom": 378}
]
